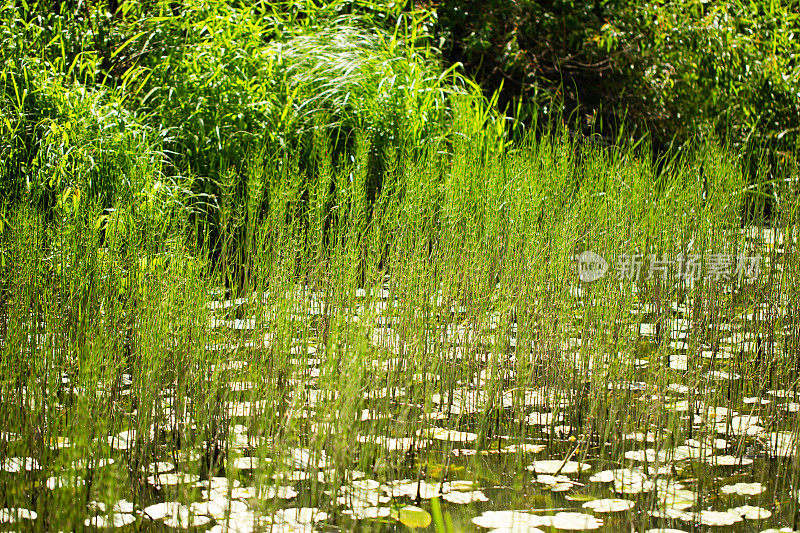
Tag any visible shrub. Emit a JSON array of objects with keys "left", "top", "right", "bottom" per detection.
[
  {"left": 601, "top": 0, "right": 800, "bottom": 157},
  {"left": 0, "top": 60, "right": 163, "bottom": 217}
]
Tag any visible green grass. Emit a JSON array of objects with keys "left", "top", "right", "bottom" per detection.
[
  {"left": 0, "top": 1, "right": 799, "bottom": 532},
  {"left": 0, "top": 128, "right": 799, "bottom": 531}
]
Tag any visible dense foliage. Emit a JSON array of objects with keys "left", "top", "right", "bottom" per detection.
[
  {"left": 432, "top": 0, "right": 800, "bottom": 157},
  {"left": 1, "top": 3, "right": 800, "bottom": 532},
  {"left": 0, "top": 0, "right": 797, "bottom": 259}
]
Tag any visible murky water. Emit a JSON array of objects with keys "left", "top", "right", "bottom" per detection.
[{"left": 2, "top": 274, "right": 798, "bottom": 532}]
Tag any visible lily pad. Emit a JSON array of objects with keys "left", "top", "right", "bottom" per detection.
[
  {"left": 582, "top": 499, "right": 635, "bottom": 513},
  {"left": 721, "top": 482, "right": 765, "bottom": 495},
  {"left": 473, "top": 511, "right": 543, "bottom": 530},
  {"left": 0, "top": 508, "right": 38, "bottom": 523},
  {"left": 680, "top": 510, "right": 743, "bottom": 526},
  {"left": 729, "top": 505, "right": 771, "bottom": 520},
  {"left": 442, "top": 490, "right": 488, "bottom": 504},
  {"left": 542, "top": 512, "right": 603, "bottom": 530},
  {"left": 394, "top": 505, "right": 432, "bottom": 528},
  {"left": 528, "top": 460, "right": 591, "bottom": 474},
  {"left": 418, "top": 428, "right": 478, "bottom": 442}
]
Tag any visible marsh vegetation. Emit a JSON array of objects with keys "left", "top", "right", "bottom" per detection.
[{"left": 0, "top": 1, "right": 799, "bottom": 532}]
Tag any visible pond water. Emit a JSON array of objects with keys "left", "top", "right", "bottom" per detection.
[{"left": 2, "top": 264, "right": 799, "bottom": 533}]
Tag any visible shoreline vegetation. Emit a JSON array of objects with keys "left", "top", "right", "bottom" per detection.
[{"left": 1, "top": 1, "right": 799, "bottom": 531}]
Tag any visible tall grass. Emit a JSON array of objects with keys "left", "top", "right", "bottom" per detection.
[
  {"left": 1, "top": 125, "right": 798, "bottom": 530},
  {"left": 1, "top": 2, "right": 799, "bottom": 531}
]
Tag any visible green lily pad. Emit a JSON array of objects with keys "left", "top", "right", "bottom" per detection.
[{"left": 393, "top": 505, "right": 432, "bottom": 529}]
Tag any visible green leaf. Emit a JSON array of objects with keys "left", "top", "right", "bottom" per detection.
[
  {"left": 392, "top": 506, "right": 432, "bottom": 529},
  {"left": 111, "top": 31, "right": 148, "bottom": 59}
]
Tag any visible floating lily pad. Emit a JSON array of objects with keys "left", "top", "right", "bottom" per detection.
[
  {"left": 528, "top": 460, "right": 591, "bottom": 474},
  {"left": 0, "top": 457, "right": 39, "bottom": 473},
  {"left": 418, "top": 427, "right": 478, "bottom": 442},
  {"left": 504, "top": 444, "right": 547, "bottom": 453},
  {"left": 146, "top": 472, "right": 201, "bottom": 486},
  {"left": 729, "top": 505, "right": 771, "bottom": 520},
  {"left": 273, "top": 507, "right": 328, "bottom": 526},
  {"left": 582, "top": 499, "right": 635, "bottom": 513},
  {"left": 536, "top": 474, "right": 579, "bottom": 492},
  {"left": 442, "top": 490, "right": 488, "bottom": 504},
  {"left": 443, "top": 480, "right": 479, "bottom": 491},
  {"left": 144, "top": 502, "right": 182, "bottom": 521},
  {"left": 706, "top": 455, "right": 754, "bottom": 466},
  {"left": 394, "top": 505, "right": 432, "bottom": 528},
  {"left": 472, "top": 511, "right": 543, "bottom": 530},
  {"left": 679, "top": 510, "right": 743, "bottom": 526},
  {"left": 656, "top": 487, "right": 696, "bottom": 510},
  {"left": 0, "top": 508, "right": 38, "bottom": 523},
  {"left": 721, "top": 482, "right": 765, "bottom": 495},
  {"left": 84, "top": 514, "right": 137, "bottom": 528},
  {"left": 542, "top": 512, "right": 604, "bottom": 530}
]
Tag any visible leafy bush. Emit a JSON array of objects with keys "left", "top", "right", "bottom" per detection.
[
  {"left": 0, "top": 0, "right": 503, "bottom": 259},
  {"left": 429, "top": 0, "right": 800, "bottom": 166},
  {"left": 431, "top": 0, "right": 629, "bottom": 140},
  {"left": 125, "top": 2, "right": 495, "bottom": 267},
  {"left": 601, "top": 0, "right": 800, "bottom": 156},
  {"left": 0, "top": 60, "right": 163, "bottom": 216},
  {"left": 138, "top": 4, "right": 476, "bottom": 178}
]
